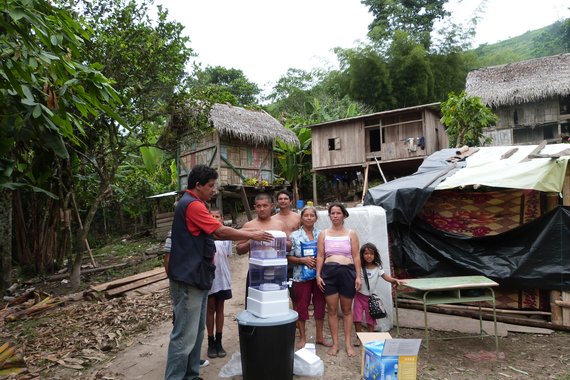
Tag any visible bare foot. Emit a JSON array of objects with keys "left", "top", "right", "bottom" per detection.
[
  {"left": 327, "top": 345, "right": 339, "bottom": 356},
  {"left": 346, "top": 346, "right": 356, "bottom": 357},
  {"left": 316, "top": 339, "right": 333, "bottom": 347},
  {"left": 295, "top": 338, "right": 306, "bottom": 350}
]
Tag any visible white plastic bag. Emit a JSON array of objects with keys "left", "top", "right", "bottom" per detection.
[
  {"left": 218, "top": 352, "right": 242, "bottom": 377},
  {"left": 293, "top": 356, "right": 324, "bottom": 377}
]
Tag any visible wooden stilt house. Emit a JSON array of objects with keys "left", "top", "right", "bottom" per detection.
[{"left": 173, "top": 103, "right": 299, "bottom": 222}]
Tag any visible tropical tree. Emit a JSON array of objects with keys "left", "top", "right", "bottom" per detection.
[
  {"left": 388, "top": 31, "right": 434, "bottom": 107},
  {"left": 59, "top": 0, "right": 193, "bottom": 289},
  {"left": 1, "top": 0, "right": 122, "bottom": 290},
  {"left": 440, "top": 91, "right": 498, "bottom": 147},
  {"left": 362, "top": 0, "right": 450, "bottom": 48},
  {"left": 190, "top": 65, "right": 261, "bottom": 107},
  {"left": 335, "top": 46, "right": 394, "bottom": 111}
]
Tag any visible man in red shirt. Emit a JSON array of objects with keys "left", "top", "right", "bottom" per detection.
[{"left": 165, "top": 164, "right": 272, "bottom": 380}]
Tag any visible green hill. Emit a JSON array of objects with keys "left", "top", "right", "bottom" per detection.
[{"left": 469, "top": 19, "right": 570, "bottom": 68}]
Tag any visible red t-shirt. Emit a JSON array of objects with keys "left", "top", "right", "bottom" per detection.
[{"left": 184, "top": 190, "right": 222, "bottom": 236}]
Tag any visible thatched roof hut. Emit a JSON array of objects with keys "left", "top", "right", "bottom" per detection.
[
  {"left": 210, "top": 103, "right": 298, "bottom": 146},
  {"left": 466, "top": 53, "right": 570, "bottom": 107}
]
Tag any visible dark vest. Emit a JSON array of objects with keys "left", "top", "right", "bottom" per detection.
[{"left": 168, "top": 192, "right": 216, "bottom": 289}]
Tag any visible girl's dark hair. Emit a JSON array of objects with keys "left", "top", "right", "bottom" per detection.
[
  {"left": 328, "top": 202, "right": 349, "bottom": 217},
  {"left": 360, "top": 242, "right": 382, "bottom": 267}
]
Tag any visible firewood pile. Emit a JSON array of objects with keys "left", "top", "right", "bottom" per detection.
[
  {"left": 85, "top": 266, "right": 168, "bottom": 299},
  {"left": 0, "top": 267, "right": 172, "bottom": 378},
  {"left": 2, "top": 267, "right": 169, "bottom": 327},
  {"left": 0, "top": 341, "right": 26, "bottom": 377}
]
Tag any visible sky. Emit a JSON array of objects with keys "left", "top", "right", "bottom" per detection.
[{"left": 155, "top": 0, "right": 569, "bottom": 94}]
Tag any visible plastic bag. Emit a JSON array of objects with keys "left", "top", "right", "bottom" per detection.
[
  {"left": 299, "top": 240, "right": 317, "bottom": 281},
  {"left": 218, "top": 352, "right": 242, "bottom": 377},
  {"left": 293, "top": 356, "right": 324, "bottom": 377}
]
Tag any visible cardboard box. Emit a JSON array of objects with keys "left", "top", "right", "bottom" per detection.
[{"left": 357, "top": 332, "right": 421, "bottom": 380}]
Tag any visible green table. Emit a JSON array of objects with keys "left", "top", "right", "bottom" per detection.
[{"left": 395, "top": 275, "right": 499, "bottom": 354}]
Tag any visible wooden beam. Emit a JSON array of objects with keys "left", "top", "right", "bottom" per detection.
[
  {"left": 500, "top": 148, "right": 518, "bottom": 159},
  {"left": 240, "top": 185, "right": 252, "bottom": 221},
  {"left": 373, "top": 157, "right": 387, "bottom": 183},
  {"left": 554, "top": 299, "right": 570, "bottom": 309},
  {"left": 220, "top": 154, "right": 246, "bottom": 180},
  {"left": 312, "top": 172, "right": 318, "bottom": 206},
  {"left": 105, "top": 272, "right": 167, "bottom": 298},
  {"left": 361, "top": 163, "right": 370, "bottom": 204},
  {"left": 521, "top": 140, "right": 547, "bottom": 162},
  {"left": 398, "top": 302, "right": 570, "bottom": 331},
  {"left": 550, "top": 290, "right": 563, "bottom": 325},
  {"left": 89, "top": 267, "right": 164, "bottom": 293}
]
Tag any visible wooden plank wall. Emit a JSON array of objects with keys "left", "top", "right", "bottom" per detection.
[
  {"left": 219, "top": 142, "right": 273, "bottom": 185},
  {"left": 155, "top": 211, "right": 174, "bottom": 241},
  {"left": 311, "top": 120, "right": 365, "bottom": 170},
  {"left": 380, "top": 120, "right": 424, "bottom": 161},
  {"left": 494, "top": 99, "right": 559, "bottom": 129},
  {"left": 179, "top": 131, "right": 218, "bottom": 175}
]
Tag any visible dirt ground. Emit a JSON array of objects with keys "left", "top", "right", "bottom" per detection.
[{"left": 4, "top": 251, "right": 570, "bottom": 380}]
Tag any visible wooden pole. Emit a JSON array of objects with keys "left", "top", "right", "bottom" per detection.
[
  {"left": 361, "top": 163, "right": 370, "bottom": 204},
  {"left": 239, "top": 185, "right": 252, "bottom": 221},
  {"left": 312, "top": 172, "right": 318, "bottom": 206},
  {"left": 71, "top": 193, "right": 96, "bottom": 268},
  {"left": 554, "top": 299, "right": 570, "bottom": 308},
  {"left": 551, "top": 290, "right": 563, "bottom": 325}
]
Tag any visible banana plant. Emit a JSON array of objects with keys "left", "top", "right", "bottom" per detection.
[{"left": 274, "top": 125, "right": 312, "bottom": 202}]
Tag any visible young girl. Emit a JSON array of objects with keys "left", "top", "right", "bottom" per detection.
[{"left": 353, "top": 242, "right": 400, "bottom": 342}]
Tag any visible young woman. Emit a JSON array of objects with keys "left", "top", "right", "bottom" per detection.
[
  {"left": 288, "top": 206, "right": 332, "bottom": 349},
  {"left": 315, "top": 203, "right": 361, "bottom": 357}
]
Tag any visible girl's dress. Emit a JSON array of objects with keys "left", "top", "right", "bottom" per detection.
[{"left": 353, "top": 265, "right": 384, "bottom": 326}]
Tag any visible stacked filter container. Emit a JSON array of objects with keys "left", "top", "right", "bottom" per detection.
[{"left": 247, "top": 230, "right": 290, "bottom": 318}]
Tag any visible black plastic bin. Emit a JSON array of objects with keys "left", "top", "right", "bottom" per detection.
[{"left": 236, "top": 310, "right": 298, "bottom": 380}]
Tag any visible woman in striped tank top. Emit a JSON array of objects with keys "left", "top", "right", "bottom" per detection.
[{"left": 315, "top": 202, "right": 361, "bottom": 357}]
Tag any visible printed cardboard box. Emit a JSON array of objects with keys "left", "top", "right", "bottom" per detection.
[
  {"left": 357, "top": 333, "right": 421, "bottom": 380},
  {"left": 356, "top": 332, "right": 391, "bottom": 377}
]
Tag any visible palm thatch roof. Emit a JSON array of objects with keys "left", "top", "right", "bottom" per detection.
[
  {"left": 210, "top": 103, "right": 299, "bottom": 146},
  {"left": 465, "top": 53, "right": 570, "bottom": 107}
]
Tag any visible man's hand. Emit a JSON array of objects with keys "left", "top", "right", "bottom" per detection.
[{"left": 249, "top": 230, "right": 274, "bottom": 242}]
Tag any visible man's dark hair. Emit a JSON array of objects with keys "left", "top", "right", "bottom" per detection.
[
  {"left": 187, "top": 164, "right": 218, "bottom": 190},
  {"left": 254, "top": 193, "right": 273, "bottom": 203},
  {"left": 276, "top": 189, "right": 293, "bottom": 201}
]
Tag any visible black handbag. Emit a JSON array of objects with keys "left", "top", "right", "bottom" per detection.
[{"left": 363, "top": 268, "right": 387, "bottom": 319}]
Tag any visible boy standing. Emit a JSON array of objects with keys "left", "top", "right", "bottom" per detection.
[{"left": 206, "top": 209, "right": 232, "bottom": 359}]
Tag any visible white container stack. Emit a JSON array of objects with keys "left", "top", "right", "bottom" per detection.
[{"left": 247, "top": 230, "right": 290, "bottom": 318}]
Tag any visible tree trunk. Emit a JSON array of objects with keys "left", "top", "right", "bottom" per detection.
[
  {"left": 0, "top": 190, "right": 12, "bottom": 292},
  {"left": 292, "top": 178, "right": 299, "bottom": 205},
  {"left": 70, "top": 181, "right": 109, "bottom": 290}
]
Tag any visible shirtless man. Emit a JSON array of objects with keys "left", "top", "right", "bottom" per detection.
[
  {"left": 236, "top": 193, "right": 289, "bottom": 302},
  {"left": 236, "top": 193, "right": 288, "bottom": 255},
  {"left": 272, "top": 189, "right": 301, "bottom": 235}
]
